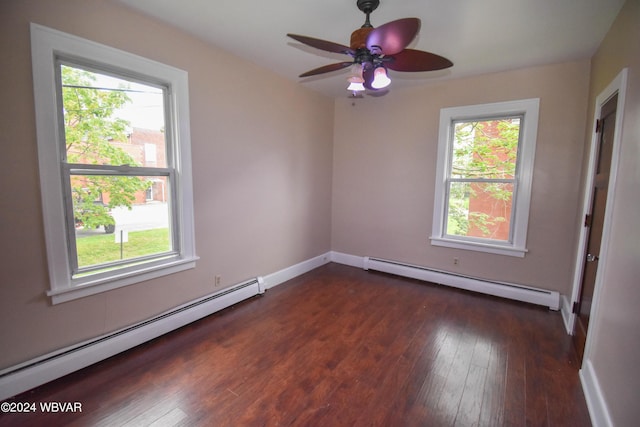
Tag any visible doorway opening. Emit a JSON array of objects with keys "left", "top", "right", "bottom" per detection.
[{"left": 567, "top": 68, "right": 628, "bottom": 364}]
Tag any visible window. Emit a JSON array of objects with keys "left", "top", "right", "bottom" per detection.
[
  {"left": 431, "top": 99, "right": 540, "bottom": 257},
  {"left": 31, "top": 24, "right": 197, "bottom": 303}
]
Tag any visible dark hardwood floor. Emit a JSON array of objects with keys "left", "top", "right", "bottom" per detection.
[{"left": 0, "top": 263, "right": 591, "bottom": 426}]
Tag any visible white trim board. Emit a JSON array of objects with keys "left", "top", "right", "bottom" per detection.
[
  {"left": 329, "top": 251, "right": 365, "bottom": 269},
  {"left": 560, "top": 294, "right": 573, "bottom": 334},
  {"left": 330, "top": 252, "right": 560, "bottom": 310},
  {"left": 580, "top": 360, "right": 614, "bottom": 427},
  {"left": 262, "top": 253, "right": 331, "bottom": 290},
  {"left": 0, "top": 250, "right": 566, "bottom": 401},
  {"left": 0, "top": 252, "right": 331, "bottom": 401}
]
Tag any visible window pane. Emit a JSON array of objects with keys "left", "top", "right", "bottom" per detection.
[
  {"left": 452, "top": 118, "right": 520, "bottom": 179},
  {"left": 61, "top": 64, "right": 167, "bottom": 167},
  {"left": 446, "top": 181, "right": 514, "bottom": 241},
  {"left": 71, "top": 174, "right": 172, "bottom": 271}
]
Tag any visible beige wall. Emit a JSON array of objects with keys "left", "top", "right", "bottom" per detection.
[
  {"left": 582, "top": 0, "right": 640, "bottom": 424},
  {"left": 0, "top": 0, "right": 334, "bottom": 369},
  {"left": 332, "top": 60, "right": 590, "bottom": 294},
  {"left": 2, "top": 3, "right": 637, "bottom": 423}
]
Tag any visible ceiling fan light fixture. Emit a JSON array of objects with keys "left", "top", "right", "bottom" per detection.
[
  {"left": 371, "top": 66, "right": 391, "bottom": 89},
  {"left": 287, "top": 0, "right": 453, "bottom": 96},
  {"left": 347, "top": 63, "right": 364, "bottom": 83},
  {"left": 347, "top": 81, "right": 366, "bottom": 92}
]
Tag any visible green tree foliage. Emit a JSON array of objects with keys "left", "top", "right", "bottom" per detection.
[
  {"left": 448, "top": 119, "right": 520, "bottom": 238},
  {"left": 62, "top": 66, "right": 149, "bottom": 231},
  {"left": 452, "top": 119, "right": 519, "bottom": 179}
]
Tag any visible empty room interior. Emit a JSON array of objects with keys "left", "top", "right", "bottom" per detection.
[{"left": 1, "top": 0, "right": 639, "bottom": 425}]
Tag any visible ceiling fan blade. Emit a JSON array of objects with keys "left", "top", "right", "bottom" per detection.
[
  {"left": 287, "top": 34, "right": 355, "bottom": 56},
  {"left": 386, "top": 49, "right": 453, "bottom": 72},
  {"left": 366, "top": 18, "right": 420, "bottom": 55},
  {"left": 299, "top": 62, "right": 353, "bottom": 78}
]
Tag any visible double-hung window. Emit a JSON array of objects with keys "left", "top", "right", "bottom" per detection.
[
  {"left": 431, "top": 99, "right": 540, "bottom": 257},
  {"left": 31, "top": 24, "right": 197, "bottom": 303}
]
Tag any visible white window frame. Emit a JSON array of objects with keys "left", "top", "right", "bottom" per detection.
[
  {"left": 430, "top": 98, "right": 540, "bottom": 257},
  {"left": 31, "top": 23, "right": 198, "bottom": 304}
]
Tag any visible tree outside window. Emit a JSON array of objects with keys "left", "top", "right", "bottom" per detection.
[
  {"left": 446, "top": 117, "right": 521, "bottom": 242},
  {"left": 60, "top": 64, "right": 172, "bottom": 273},
  {"left": 431, "top": 98, "right": 539, "bottom": 257},
  {"left": 62, "top": 65, "right": 150, "bottom": 234}
]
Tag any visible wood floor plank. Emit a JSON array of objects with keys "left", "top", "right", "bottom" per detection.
[
  {"left": 0, "top": 264, "right": 591, "bottom": 427},
  {"left": 454, "top": 347, "right": 489, "bottom": 426},
  {"left": 432, "top": 329, "right": 474, "bottom": 424},
  {"left": 297, "top": 282, "right": 431, "bottom": 426},
  {"left": 478, "top": 340, "right": 507, "bottom": 426}
]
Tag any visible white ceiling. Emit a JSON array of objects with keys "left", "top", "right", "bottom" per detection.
[{"left": 118, "top": 0, "right": 625, "bottom": 99}]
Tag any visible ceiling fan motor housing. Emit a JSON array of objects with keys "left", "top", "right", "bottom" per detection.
[
  {"left": 350, "top": 27, "right": 373, "bottom": 49},
  {"left": 357, "top": 0, "right": 380, "bottom": 15},
  {"left": 352, "top": 0, "right": 380, "bottom": 65}
]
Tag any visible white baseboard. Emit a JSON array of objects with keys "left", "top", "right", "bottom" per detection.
[
  {"left": 580, "top": 359, "right": 613, "bottom": 427},
  {"left": 560, "top": 294, "right": 574, "bottom": 334},
  {"left": 262, "top": 252, "right": 331, "bottom": 289},
  {"left": 0, "top": 250, "right": 572, "bottom": 402},
  {"left": 331, "top": 253, "right": 560, "bottom": 310},
  {"left": 330, "top": 251, "right": 365, "bottom": 268},
  {"left": 0, "top": 252, "right": 331, "bottom": 401},
  {"left": 0, "top": 278, "right": 261, "bottom": 401}
]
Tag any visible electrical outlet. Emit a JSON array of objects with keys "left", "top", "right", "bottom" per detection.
[
  {"left": 453, "top": 257, "right": 460, "bottom": 266},
  {"left": 215, "top": 275, "right": 221, "bottom": 287}
]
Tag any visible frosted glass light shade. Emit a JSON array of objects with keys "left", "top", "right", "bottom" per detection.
[
  {"left": 347, "top": 81, "right": 365, "bottom": 92},
  {"left": 371, "top": 66, "right": 391, "bottom": 89}
]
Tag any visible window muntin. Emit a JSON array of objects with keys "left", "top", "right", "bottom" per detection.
[
  {"left": 431, "top": 99, "right": 539, "bottom": 257},
  {"left": 31, "top": 23, "right": 197, "bottom": 303}
]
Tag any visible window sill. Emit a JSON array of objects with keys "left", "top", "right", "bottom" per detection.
[
  {"left": 47, "top": 256, "right": 199, "bottom": 304},
  {"left": 430, "top": 237, "right": 527, "bottom": 258}
]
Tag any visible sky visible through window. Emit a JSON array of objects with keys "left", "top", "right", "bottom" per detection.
[{"left": 90, "top": 72, "right": 165, "bottom": 131}]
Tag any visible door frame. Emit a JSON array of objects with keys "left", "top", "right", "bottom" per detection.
[{"left": 567, "top": 68, "right": 628, "bottom": 360}]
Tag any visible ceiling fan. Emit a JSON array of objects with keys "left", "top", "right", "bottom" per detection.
[{"left": 287, "top": 0, "right": 453, "bottom": 95}]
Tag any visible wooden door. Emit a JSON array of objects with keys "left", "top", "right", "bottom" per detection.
[{"left": 573, "top": 93, "right": 617, "bottom": 362}]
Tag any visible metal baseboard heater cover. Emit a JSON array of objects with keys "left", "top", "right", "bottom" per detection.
[
  {"left": 364, "top": 257, "right": 560, "bottom": 310},
  {"left": 0, "top": 277, "right": 265, "bottom": 401}
]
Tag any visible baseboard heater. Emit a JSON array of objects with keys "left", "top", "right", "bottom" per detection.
[
  {"left": 0, "top": 277, "right": 265, "bottom": 401},
  {"left": 364, "top": 257, "right": 560, "bottom": 310}
]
